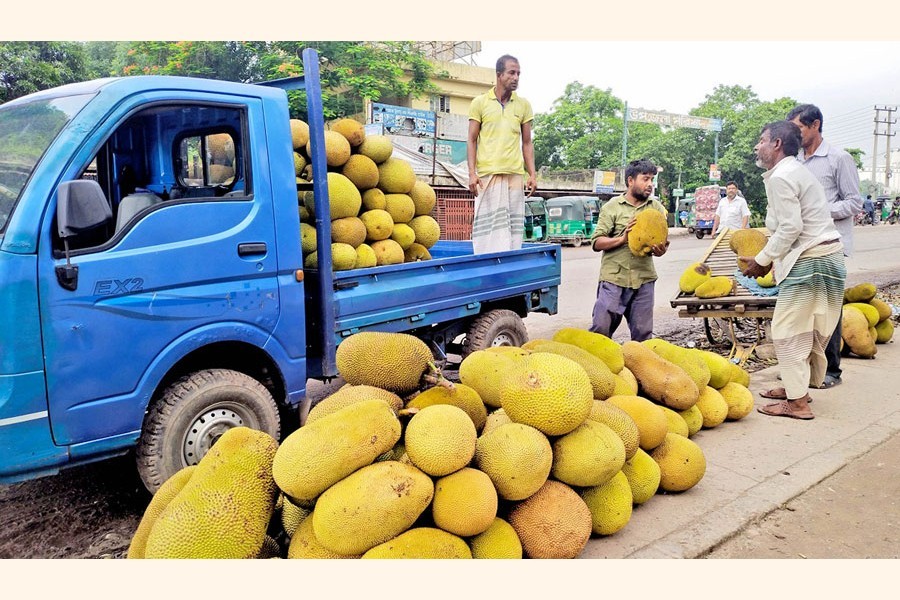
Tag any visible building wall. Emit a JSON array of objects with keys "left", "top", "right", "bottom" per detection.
[{"left": 407, "top": 60, "right": 495, "bottom": 117}]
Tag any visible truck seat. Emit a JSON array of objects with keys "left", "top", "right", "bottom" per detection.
[{"left": 116, "top": 192, "right": 163, "bottom": 232}]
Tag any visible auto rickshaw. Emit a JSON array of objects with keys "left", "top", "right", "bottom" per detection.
[
  {"left": 545, "top": 195, "right": 601, "bottom": 247},
  {"left": 523, "top": 196, "right": 549, "bottom": 242}
]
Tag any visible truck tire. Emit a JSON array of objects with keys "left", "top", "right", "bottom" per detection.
[
  {"left": 462, "top": 309, "right": 528, "bottom": 358},
  {"left": 136, "top": 368, "right": 280, "bottom": 493}
]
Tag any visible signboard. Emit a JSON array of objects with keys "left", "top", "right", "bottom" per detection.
[
  {"left": 437, "top": 113, "right": 469, "bottom": 141},
  {"left": 673, "top": 188, "right": 684, "bottom": 197},
  {"left": 709, "top": 164, "right": 721, "bottom": 181},
  {"left": 390, "top": 136, "right": 468, "bottom": 165},
  {"left": 593, "top": 170, "right": 618, "bottom": 194},
  {"left": 371, "top": 103, "right": 435, "bottom": 137},
  {"left": 364, "top": 123, "right": 383, "bottom": 136},
  {"left": 627, "top": 107, "right": 723, "bottom": 132}
]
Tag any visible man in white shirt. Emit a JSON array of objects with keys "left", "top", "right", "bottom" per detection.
[{"left": 710, "top": 181, "right": 750, "bottom": 237}]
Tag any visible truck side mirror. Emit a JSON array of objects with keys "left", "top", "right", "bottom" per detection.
[{"left": 56, "top": 180, "right": 112, "bottom": 291}]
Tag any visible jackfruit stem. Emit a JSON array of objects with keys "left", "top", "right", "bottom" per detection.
[{"left": 421, "top": 362, "right": 455, "bottom": 390}]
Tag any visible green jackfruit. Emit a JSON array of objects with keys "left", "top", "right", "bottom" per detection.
[
  {"left": 384, "top": 193, "right": 416, "bottom": 224},
  {"left": 335, "top": 331, "right": 437, "bottom": 394},
  {"left": 409, "top": 180, "right": 437, "bottom": 216},
  {"left": 844, "top": 283, "right": 877, "bottom": 303},
  {"left": 696, "top": 349, "right": 733, "bottom": 389},
  {"left": 551, "top": 420, "right": 626, "bottom": 488},
  {"left": 875, "top": 319, "right": 894, "bottom": 343},
  {"left": 627, "top": 209, "right": 668, "bottom": 257},
  {"left": 869, "top": 298, "right": 892, "bottom": 323},
  {"left": 469, "top": 518, "right": 523, "bottom": 559},
  {"left": 846, "top": 302, "right": 880, "bottom": 327},
  {"left": 580, "top": 470, "right": 633, "bottom": 536},
  {"left": 377, "top": 157, "right": 416, "bottom": 194},
  {"left": 358, "top": 134, "right": 394, "bottom": 164},
  {"left": 408, "top": 215, "right": 441, "bottom": 248},
  {"left": 474, "top": 422, "right": 553, "bottom": 501},
  {"left": 325, "top": 172, "right": 362, "bottom": 220}
]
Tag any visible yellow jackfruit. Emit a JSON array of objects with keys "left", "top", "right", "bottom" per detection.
[
  {"left": 469, "top": 518, "right": 523, "bottom": 559},
  {"left": 551, "top": 419, "right": 626, "bottom": 487},
  {"left": 409, "top": 180, "right": 437, "bottom": 216},
  {"left": 280, "top": 495, "right": 310, "bottom": 539},
  {"left": 358, "top": 134, "right": 394, "bottom": 164},
  {"left": 552, "top": 327, "right": 624, "bottom": 374},
  {"left": 695, "top": 386, "right": 729, "bottom": 428},
  {"left": 308, "top": 130, "right": 351, "bottom": 168},
  {"left": 406, "top": 383, "right": 488, "bottom": 431},
  {"left": 642, "top": 338, "right": 711, "bottom": 391},
  {"left": 293, "top": 152, "right": 307, "bottom": 177},
  {"left": 408, "top": 215, "right": 441, "bottom": 248},
  {"left": 474, "top": 422, "right": 552, "bottom": 501},
  {"left": 384, "top": 193, "right": 416, "bottom": 224},
  {"left": 330, "top": 216, "right": 367, "bottom": 248},
  {"left": 679, "top": 262, "right": 711, "bottom": 294},
  {"left": 523, "top": 339, "right": 616, "bottom": 400},
  {"left": 390, "top": 222, "right": 416, "bottom": 250},
  {"left": 846, "top": 302, "right": 880, "bottom": 327},
  {"left": 605, "top": 395, "right": 668, "bottom": 451},
  {"left": 128, "top": 465, "right": 196, "bottom": 558},
  {"left": 361, "top": 528, "right": 471, "bottom": 559},
  {"left": 361, "top": 187, "right": 387, "bottom": 211},
  {"left": 273, "top": 399, "right": 401, "bottom": 503},
  {"left": 627, "top": 208, "right": 668, "bottom": 257},
  {"left": 335, "top": 331, "right": 436, "bottom": 394},
  {"left": 756, "top": 271, "right": 776, "bottom": 288},
  {"left": 586, "top": 399, "right": 641, "bottom": 460},
  {"left": 312, "top": 461, "right": 434, "bottom": 555},
  {"left": 289, "top": 119, "right": 310, "bottom": 150},
  {"left": 679, "top": 405, "right": 704, "bottom": 437},
  {"left": 305, "top": 384, "right": 403, "bottom": 425},
  {"left": 371, "top": 238, "right": 405, "bottom": 265},
  {"left": 696, "top": 349, "right": 733, "bottom": 389},
  {"left": 481, "top": 408, "right": 512, "bottom": 437},
  {"left": 844, "top": 282, "right": 877, "bottom": 303},
  {"left": 621, "top": 448, "right": 661, "bottom": 505},
  {"left": 404, "top": 404, "right": 477, "bottom": 477},
  {"left": 355, "top": 243, "right": 377, "bottom": 268},
  {"left": 875, "top": 319, "right": 894, "bottom": 343},
  {"left": 728, "top": 362, "right": 751, "bottom": 388},
  {"left": 660, "top": 405, "right": 690, "bottom": 437},
  {"left": 622, "top": 341, "right": 699, "bottom": 410},
  {"left": 287, "top": 511, "right": 359, "bottom": 559},
  {"left": 404, "top": 242, "right": 432, "bottom": 262},
  {"left": 842, "top": 305, "right": 877, "bottom": 358},
  {"left": 618, "top": 366, "right": 639, "bottom": 392},
  {"left": 360, "top": 208, "right": 394, "bottom": 241},
  {"left": 508, "top": 480, "right": 593, "bottom": 559},
  {"left": 650, "top": 432, "right": 706, "bottom": 492},
  {"left": 694, "top": 276, "right": 734, "bottom": 299},
  {"left": 377, "top": 157, "right": 416, "bottom": 194},
  {"left": 580, "top": 470, "right": 633, "bottom": 536},
  {"left": 300, "top": 222, "right": 316, "bottom": 255},
  {"left": 719, "top": 381, "right": 754, "bottom": 421},
  {"left": 329, "top": 117, "right": 365, "bottom": 147},
  {"left": 869, "top": 298, "right": 892, "bottom": 323},
  {"left": 341, "top": 154, "right": 379, "bottom": 190},
  {"left": 459, "top": 350, "right": 521, "bottom": 409},
  {"left": 325, "top": 172, "right": 362, "bottom": 220},
  {"left": 729, "top": 228, "right": 767, "bottom": 272},
  {"left": 431, "top": 467, "right": 498, "bottom": 537},
  {"left": 329, "top": 242, "right": 357, "bottom": 271}
]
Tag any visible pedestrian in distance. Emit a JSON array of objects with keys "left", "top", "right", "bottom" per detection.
[
  {"left": 740, "top": 121, "right": 846, "bottom": 420},
  {"left": 588, "top": 158, "right": 669, "bottom": 342},
  {"left": 863, "top": 195, "right": 875, "bottom": 225},
  {"left": 710, "top": 180, "right": 751, "bottom": 237},
  {"left": 467, "top": 54, "right": 537, "bottom": 255},
  {"left": 788, "top": 103, "right": 863, "bottom": 389}
]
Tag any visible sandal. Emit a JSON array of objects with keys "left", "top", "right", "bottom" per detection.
[
  {"left": 810, "top": 375, "right": 842, "bottom": 389},
  {"left": 761, "top": 387, "right": 814, "bottom": 402},
  {"left": 758, "top": 399, "right": 814, "bottom": 420}
]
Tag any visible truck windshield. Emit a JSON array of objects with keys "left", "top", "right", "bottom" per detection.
[{"left": 0, "top": 93, "right": 93, "bottom": 232}]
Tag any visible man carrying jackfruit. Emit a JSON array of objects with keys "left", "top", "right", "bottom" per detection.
[
  {"left": 740, "top": 121, "right": 846, "bottom": 420},
  {"left": 588, "top": 158, "right": 668, "bottom": 342}
]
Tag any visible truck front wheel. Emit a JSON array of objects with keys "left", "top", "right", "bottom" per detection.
[
  {"left": 462, "top": 309, "right": 529, "bottom": 358},
  {"left": 136, "top": 369, "right": 280, "bottom": 493}
]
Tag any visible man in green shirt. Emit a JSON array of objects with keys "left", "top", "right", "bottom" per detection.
[{"left": 590, "top": 159, "right": 669, "bottom": 341}]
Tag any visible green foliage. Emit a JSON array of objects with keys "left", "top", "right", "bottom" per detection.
[
  {"left": 845, "top": 147, "right": 864, "bottom": 171},
  {"left": 0, "top": 42, "right": 88, "bottom": 103}
]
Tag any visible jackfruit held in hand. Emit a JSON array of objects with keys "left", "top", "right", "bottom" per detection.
[
  {"left": 842, "top": 305, "right": 877, "bottom": 358},
  {"left": 552, "top": 327, "right": 624, "bottom": 373},
  {"left": 756, "top": 270, "right": 776, "bottom": 288},
  {"left": 844, "top": 282, "right": 877, "bottom": 303},
  {"left": 679, "top": 262, "right": 711, "bottom": 294},
  {"left": 729, "top": 228, "right": 767, "bottom": 272},
  {"left": 143, "top": 427, "right": 279, "bottom": 559},
  {"left": 627, "top": 209, "right": 669, "bottom": 257},
  {"left": 622, "top": 341, "right": 699, "bottom": 411},
  {"left": 508, "top": 480, "right": 593, "bottom": 559},
  {"left": 694, "top": 276, "right": 733, "bottom": 299},
  {"left": 335, "top": 331, "right": 441, "bottom": 394},
  {"left": 272, "top": 399, "right": 401, "bottom": 504}
]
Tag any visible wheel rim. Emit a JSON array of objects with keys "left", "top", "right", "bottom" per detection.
[
  {"left": 182, "top": 401, "right": 258, "bottom": 466},
  {"left": 489, "top": 332, "right": 517, "bottom": 347}
]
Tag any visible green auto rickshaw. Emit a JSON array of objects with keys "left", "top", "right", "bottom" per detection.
[
  {"left": 523, "top": 196, "right": 549, "bottom": 242},
  {"left": 545, "top": 196, "right": 601, "bottom": 247}
]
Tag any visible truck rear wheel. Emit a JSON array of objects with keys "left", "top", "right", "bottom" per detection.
[
  {"left": 462, "top": 309, "right": 528, "bottom": 358},
  {"left": 136, "top": 368, "right": 280, "bottom": 493}
]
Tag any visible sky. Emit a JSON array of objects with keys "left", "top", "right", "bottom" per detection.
[{"left": 469, "top": 41, "right": 900, "bottom": 172}]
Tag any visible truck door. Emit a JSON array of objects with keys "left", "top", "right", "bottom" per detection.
[{"left": 37, "top": 94, "right": 280, "bottom": 446}]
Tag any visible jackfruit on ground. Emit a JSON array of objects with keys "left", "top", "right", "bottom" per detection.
[
  {"left": 621, "top": 448, "right": 661, "bottom": 505},
  {"left": 612, "top": 373, "right": 637, "bottom": 396},
  {"left": 329, "top": 117, "right": 365, "bottom": 147},
  {"left": 361, "top": 528, "right": 472, "bottom": 559},
  {"left": 659, "top": 405, "right": 690, "bottom": 437},
  {"left": 679, "top": 405, "right": 704, "bottom": 437},
  {"left": 406, "top": 383, "right": 488, "bottom": 431},
  {"left": 330, "top": 216, "right": 367, "bottom": 248},
  {"left": 650, "top": 432, "right": 706, "bottom": 492},
  {"left": 844, "top": 282, "right": 877, "bottom": 303},
  {"left": 580, "top": 470, "right": 633, "bottom": 536},
  {"left": 384, "top": 193, "right": 416, "bottom": 224},
  {"left": 341, "top": 154, "right": 379, "bottom": 190},
  {"left": 335, "top": 331, "right": 436, "bottom": 394},
  {"left": 622, "top": 341, "right": 699, "bottom": 410},
  {"left": 729, "top": 228, "right": 767, "bottom": 272},
  {"left": 280, "top": 495, "right": 310, "bottom": 538},
  {"left": 128, "top": 465, "right": 196, "bottom": 558},
  {"left": 523, "top": 339, "right": 616, "bottom": 400},
  {"left": 696, "top": 349, "right": 733, "bottom": 389},
  {"left": 552, "top": 327, "right": 624, "bottom": 373},
  {"left": 257, "top": 535, "right": 282, "bottom": 559},
  {"left": 869, "top": 298, "right": 893, "bottom": 323},
  {"left": 605, "top": 395, "right": 668, "bottom": 451},
  {"left": 312, "top": 461, "right": 434, "bottom": 556},
  {"left": 842, "top": 305, "right": 877, "bottom": 358},
  {"left": 300, "top": 222, "right": 316, "bottom": 255},
  {"left": 719, "top": 381, "right": 754, "bottom": 420},
  {"left": 845, "top": 302, "right": 880, "bottom": 327},
  {"left": 586, "top": 399, "right": 641, "bottom": 460},
  {"left": 694, "top": 276, "right": 733, "bottom": 299},
  {"left": 305, "top": 384, "right": 403, "bottom": 424},
  {"left": 371, "top": 239, "right": 406, "bottom": 265},
  {"left": 875, "top": 319, "right": 894, "bottom": 343},
  {"left": 627, "top": 209, "right": 668, "bottom": 257},
  {"left": 360, "top": 209, "right": 394, "bottom": 241},
  {"left": 143, "top": 427, "right": 279, "bottom": 559},
  {"left": 474, "top": 422, "right": 552, "bottom": 501},
  {"left": 500, "top": 352, "right": 593, "bottom": 436},
  {"left": 358, "top": 134, "right": 394, "bottom": 164},
  {"left": 508, "top": 480, "right": 593, "bottom": 559},
  {"left": 469, "top": 518, "right": 523, "bottom": 559},
  {"left": 695, "top": 386, "right": 729, "bottom": 428},
  {"left": 377, "top": 157, "right": 416, "bottom": 194},
  {"left": 362, "top": 187, "right": 387, "bottom": 211},
  {"left": 409, "top": 180, "right": 437, "bottom": 216},
  {"left": 289, "top": 119, "right": 310, "bottom": 150},
  {"left": 404, "top": 242, "right": 432, "bottom": 262},
  {"left": 679, "top": 262, "right": 711, "bottom": 294},
  {"left": 431, "top": 467, "right": 498, "bottom": 537},
  {"left": 618, "top": 366, "right": 638, "bottom": 392},
  {"left": 551, "top": 419, "right": 626, "bottom": 487},
  {"left": 481, "top": 408, "right": 513, "bottom": 436},
  {"left": 287, "top": 511, "right": 359, "bottom": 559},
  {"left": 728, "top": 362, "right": 751, "bottom": 387},
  {"left": 272, "top": 399, "right": 401, "bottom": 504},
  {"left": 408, "top": 215, "right": 441, "bottom": 248},
  {"left": 642, "top": 338, "right": 711, "bottom": 391},
  {"left": 330, "top": 242, "right": 357, "bottom": 271},
  {"left": 390, "top": 222, "right": 416, "bottom": 250},
  {"left": 404, "top": 404, "right": 477, "bottom": 477},
  {"left": 326, "top": 172, "right": 362, "bottom": 220},
  {"left": 459, "top": 349, "right": 520, "bottom": 409},
  {"left": 355, "top": 243, "right": 377, "bottom": 268}
]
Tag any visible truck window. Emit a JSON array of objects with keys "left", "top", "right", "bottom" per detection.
[{"left": 177, "top": 131, "right": 237, "bottom": 188}]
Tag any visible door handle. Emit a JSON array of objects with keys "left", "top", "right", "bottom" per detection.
[{"left": 238, "top": 242, "right": 267, "bottom": 257}]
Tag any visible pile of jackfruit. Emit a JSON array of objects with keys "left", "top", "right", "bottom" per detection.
[
  {"left": 127, "top": 328, "right": 755, "bottom": 559},
  {"left": 841, "top": 283, "right": 894, "bottom": 358},
  {"left": 291, "top": 118, "right": 440, "bottom": 271}
]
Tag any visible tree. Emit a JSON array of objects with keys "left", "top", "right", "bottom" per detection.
[
  {"left": 0, "top": 42, "right": 88, "bottom": 103},
  {"left": 845, "top": 147, "right": 864, "bottom": 171}
]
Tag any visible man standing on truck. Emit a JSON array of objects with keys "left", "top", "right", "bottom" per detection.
[
  {"left": 467, "top": 54, "right": 537, "bottom": 254},
  {"left": 788, "top": 103, "right": 862, "bottom": 389},
  {"left": 588, "top": 159, "right": 668, "bottom": 342},
  {"left": 710, "top": 181, "right": 751, "bottom": 237}
]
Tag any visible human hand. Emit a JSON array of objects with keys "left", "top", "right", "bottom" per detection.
[
  {"left": 740, "top": 257, "right": 770, "bottom": 278},
  {"left": 525, "top": 175, "right": 536, "bottom": 197},
  {"left": 650, "top": 240, "right": 670, "bottom": 257},
  {"left": 468, "top": 174, "right": 481, "bottom": 195}
]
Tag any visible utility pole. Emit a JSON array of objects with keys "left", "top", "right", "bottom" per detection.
[
  {"left": 872, "top": 107, "right": 880, "bottom": 195},
  {"left": 874, "top": 106, "right": 897, "bottom": 193}
]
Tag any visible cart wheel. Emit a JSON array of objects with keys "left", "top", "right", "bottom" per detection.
[
  {"left": 704, "top": 317, "right": 730, "bottom": 345},
  {"left": 571, "top": 232, "right": 584, "bottom": 248},
  {"left": 695, "top": 230, "right": 705, "bottom": 239}
]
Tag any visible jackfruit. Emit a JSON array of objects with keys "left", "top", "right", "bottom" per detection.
[
  {"left": 605, "top": 395, "right": 668, "bottom": 451},
  {"left": 330, "top": 242, "right": 357, "bottom": 271},
  {"left": 280, "top": 495, "right": 310, "bottom": 538},
  {"left": 622, "top": 341, "right": 699, "bottom": 410},
  {"left": 650, "top": 432, "right": 706, "bottom": 492},
  {"left": 325, "top": 172, "right": 362, "bottom": 220},
  {"left": 642, "top": 338, "right": 711, "bottom": 391},
  {"left": 362, "top": 187, "right": 387, "bottom": 211},
  {"left": 679, "top": 262, "right": 711, "bottom": 294},
  {"left": 303, "top": 251, "right": 318, "bottom": 269},
  {"left": 371, "top": 239, "right": 405, "bottom": 265},
  {"left": 287, "top": 511, "right": 359, "bottom": 559},
  {"left": 869, "top": 298, "right": 892, "bottom": 323},
  {"left": 128, "top": 465, "right": 196, "bottom": 558},
  {"left": 756, "top": 271, "right": 776, "bottom": 288},
  {"left": 729, "top": 228, "right": 768, "bottom": 272},
  {"left": 390, "top": 222, "right": 416, "bottom": 249},
  {"left": 621, "top": 448, "right": 661, "bottom": 505},
  {"left": 694, "top": 276, "right": 733, "bottom": 299},
  {"left": 719, "top": 381, "right": 754, "bottom": 420},
  {"left": 404, "top": 242, "right": 432, "bottom": 262},
  {"left": 300, "top": 222, "right": 316, "bottom": 255},
  {"left": 552, "top": 327, "right": 624, "bottom": 373},
  {"left": 312, "top": 461, "right": 434, "bottom": 555},
  {"left": 551, "top": 419, "right": 626, "bottom": 487},
  {"left": 612, "top": 373, "right": 637, "bottom": 396},
  {"left": 875, "top": 319, "right": 894, "bottom": 343},
  {"left": 586, "top": 400, "right": 640, "bottom": 460},
  {"left": 842, "top": 305, "right": 877, "bottom": 358},
  {"left": 358, "top": 134, "right": 394, "bottom": 164},
  {"left": 143, "top": 427, "right": 278, "bottom": 559},
  {"left": 341, "top": 154, "right": 379, "bottom": 190},
  {"left": 306, "top": 130, "right": 351, "bottom": 168},
  {"left": 474, "top": 422, "right": 552, "bottom": 501},
  {"left": 431, "top": 467, "right": 498, "bottom": 537},
  {"left": 377, "top": 157, "right": 416, "bottom": 194},
  {"left": 459, "top": 349, "right": 519, "bottom": 409},
  {"left": 355, "top": 243, "right": 377, "bottom": 268},
  {"left": 384, "top": 193, "right": 416, "bottom": 224},
  {"left": 618, "top": 366, "right": 639, "bottom": 393},
  {"left": 728, "top": 362, "right": 751, "bottom": 388},
  {"left": 481, "top": 408, "right": 512, "bottom": 436},
  {"left": 329, "top": 117, "right": 365, "bottom": 147},
  {"left": 361, "top": 528, "right": 472, "bottom": 559},
  {"left": 695, "top": 386, "right": 729, "bottom": 428},
  {"left": 273, "top": 399, "right": 401, "bottom": 504},
  {"left": 305, "top": 384, "right": 403, "bottom": 424},
  {"left": 679, "top": 405, "right": 704, "bottom": 437},
  {"left": 330, "top": 216, "right": 367, "bottom": 248},
  {"left": 406, "top": 383, "right": 488, "bottom": 431},
  {"left": 404, "top": 404, "right": 477, "bottom": 477},
  {"left": 257, "top": 535, "right": 282, "bottom": 559},
  {"left": 844, "top": 282, "right": 877, "bottom": 303},
  {"left": 293, "top": 152, "right": 307, "bottom": 177},
  {"left": 696, "top": 349, "right": 733, "bottom": 389},
  {"left": 508, "top": 480, "right": 593, "bottom": 559},
  {"left": 409, "top": 180, "right": 437, "bottom": 216},
  {"left": 360, "top": 209, "right": 394, "bottom": 241},
  {"left": 500, "top": 352, "right": 593, "bottom": 436},
  {"left": 580, "top": 470, "right": 633, "bottom": 536},
  {"left": 408, "top": 215, "right": 441, "bottom": 248},
  {"left": 469, "top": 518, "right": 523, "bottom": 559},
  {"left": 846, "top": 302, "right": 880, "bottom": 327},
  {"left": 660, "top": 405, "right": 690, "bottom": 437},
  {"left": 523, "top": 339, "right": 616, "bottom": 400},
  {"left": 289, "top": 119, "right": 310, "bottom": 150},
  {"left": 627, "top": 209, "right": 668, "bottom": 257},
  {"left": 335, "top": 331, "right": 437, "bottom": 394}
]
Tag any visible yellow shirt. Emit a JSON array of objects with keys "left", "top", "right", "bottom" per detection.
[
  {"left": 468, "top": 87, "right": 534, "bottom": 176},
  {"left": 592, "top": 195, "right": 668, "bottom": 288}
]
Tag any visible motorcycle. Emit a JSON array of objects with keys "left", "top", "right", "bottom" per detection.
[{"left": 855, "top": 211, "right": 874, "bottom": 226}]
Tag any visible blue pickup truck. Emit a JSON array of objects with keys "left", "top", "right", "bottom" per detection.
[{"left": 0, "top": 49, "right": 561, "bottom": 492}]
